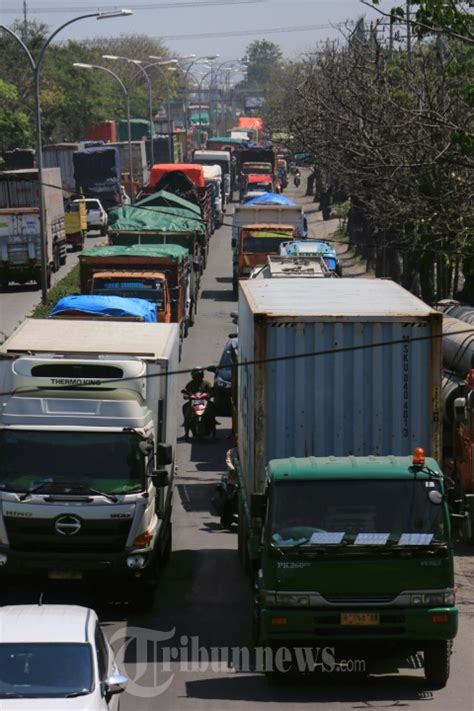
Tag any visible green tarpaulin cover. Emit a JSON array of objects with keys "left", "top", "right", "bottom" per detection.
[
  {"left": 108, "top": 191, "right": 205, "bottom": 235},
  {"left": 81, "top": 244, "right": 188, "bottom": 263},
  {"left": 137, "top": 190, "right": 201, "bottom": 216}
]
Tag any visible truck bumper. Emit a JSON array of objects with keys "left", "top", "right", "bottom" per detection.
[
  {"left": 260, "top": 606, "right": 458, "bottom": 650},
  {"left": 0, "top": 545, "right": 158, "bottom": 581}
]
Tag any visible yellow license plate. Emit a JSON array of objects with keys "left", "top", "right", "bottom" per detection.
[
  {"left": 48, "top": 571, "right": 83, "bottom": 581},
  {"left": 340, "top": 612, "right": 380, "bottom": 625}
]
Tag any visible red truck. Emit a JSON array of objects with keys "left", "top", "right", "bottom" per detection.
[{"left": 237, "top": 116, "right": 264, "bottom": 144}]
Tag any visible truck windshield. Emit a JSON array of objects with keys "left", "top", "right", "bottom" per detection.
[
  {"left": 269, "top": 479, "right": 447, "bottom": 546},
  {"left": 92, "top": 277, "right": 164, "bottom": 309},
  {"left": 0, "top": 431, "right": 146, "bottom": 494},
  {"left": 243, "top": 235, "right": 292, "bottom": 254},
  {"left": 0, "top": 643, "right": 92, "bottom": 698}
]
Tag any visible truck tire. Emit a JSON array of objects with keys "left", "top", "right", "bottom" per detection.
[
  {"left": 59, "top": 246, "right": 67, "bottom": 266},
  {"left": 100, "top": 224, "right": 108, "bottom": 237},
  {"left": 424, "top": 640, "right": 451, "bottom": 687},
  {"left": 161, "top": 520, "right": 172, "bottom": 565},
  {"left": 53, "top": 243, "right": 60, "bottom": 272}
]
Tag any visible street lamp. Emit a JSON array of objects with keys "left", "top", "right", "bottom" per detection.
[
  {"left": 178, "top": 55, "right": 219, "bottom": 137},
  {"left": 73, "top": 62, "right": 134, "bottom": 201},
  {"left": 102, "top": 54, "right": 160, "bottom": 166},
  {"left": 147, "top": 59, "right": 178, "bottom": 162},
  {"left": 0, "top": 9, "right": 132, "bottom": 305}
]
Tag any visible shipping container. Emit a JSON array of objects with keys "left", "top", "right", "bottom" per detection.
[
  {"left": 43, "top": 143, "right": 82, "bottom": 194},
  {"left": 238, "top": 278, "right": 443, "bottom": 494},
  {"left": 85, "top": 121, "right": 118, "bottom": 143},
  {"left": 118, "top": 119, "right": 151, "bottom": 142}
]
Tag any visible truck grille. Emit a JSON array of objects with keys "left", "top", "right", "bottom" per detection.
[
  {"left": 322, "top": 594, "right": 396, "bottom": 604},
  {"left": 5, "top": 517, "right": 132, "bottom": 554}
]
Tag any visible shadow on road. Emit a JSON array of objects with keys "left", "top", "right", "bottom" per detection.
[
  {"left": 200, "top": 289, "right": 236, "bottom": 302},
  {"left": 185, "top": 674, "right": 435, "bottom": 704}
]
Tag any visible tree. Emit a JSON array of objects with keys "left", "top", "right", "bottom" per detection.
[
  {"left": 0, "top": 79, "right": 32, "bottom": 150},
  {"left": 242, "top": 40, "right": 283, "bottom": 86}
]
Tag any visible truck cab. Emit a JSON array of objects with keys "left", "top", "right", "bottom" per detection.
[
  {"left": 90, "top": 270, "right": 171, "bottom": 322},
  {"left": 232, "top": 223, "right": 296, "bottom": 292},
  {"left": 250, "top": 453, "right": 458, "bottom": 685}
]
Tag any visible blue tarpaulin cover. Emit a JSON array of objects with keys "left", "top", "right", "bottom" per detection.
[
  {"left": 50, "top": 295, "right": 158, "bottom": 322},
  {"left": 246, "top": 193, "right": 297, "bottom": 206}
]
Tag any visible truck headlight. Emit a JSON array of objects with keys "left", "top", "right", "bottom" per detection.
[
  {"left": 410, "top": 590, "right": 455, "bottom": 606},
  {"left": 126, "top": 554, "right": 146, "bottom": 570},
  {"left": 276, "top": 593, "right": 310, "bottom": 607}
]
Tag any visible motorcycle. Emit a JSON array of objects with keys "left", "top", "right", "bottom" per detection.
[
  {"left": 216, "top": 471, "right": 238, "bottom": 528},
  {"left": 293, "top": 172, "right": 301, "bottom": 187},
  {"left": 182, "top": 391, "right": 217, "bottom": 440}
]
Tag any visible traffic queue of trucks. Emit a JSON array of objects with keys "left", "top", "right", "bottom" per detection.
[{"left": 0, "top": 112, "right": 468, "bottom": 689}]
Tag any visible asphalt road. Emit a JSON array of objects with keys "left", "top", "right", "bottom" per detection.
[
  {"left": 0, "top": 230, "right": 104, "bottom": 342},
  {"left": 1, "top": 183, "right": 473, "bottom": 709}
]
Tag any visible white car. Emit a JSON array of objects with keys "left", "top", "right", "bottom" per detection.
[
  {"left": 75, "top": 198, "right": 108, "bottom": 235},
  {"left": 0, "top": 604, "right": 128, "bottom": 709}
]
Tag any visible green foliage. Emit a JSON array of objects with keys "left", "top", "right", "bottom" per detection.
[
  {"left": 31, "top": 265, "right": 80, "bottom": 319},
  {"left": 0, "top": 23, "right": 174, "bottom": 146},
  {"left": 241, "top": 40, "right": 283, "bottom": 86}
]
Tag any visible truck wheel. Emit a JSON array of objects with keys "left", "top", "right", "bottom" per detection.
[
  {"left": 162, "top": 521, "right": 172, "bottom": 565},
  {"left": 53, "top": 243, "right": 60, "bottom": 272},
  {"left": 424, "top": 640, "right": 451, "bottom": 687},
  {"left": 59, "top": 247, "right": 67, "bottom": 266}
]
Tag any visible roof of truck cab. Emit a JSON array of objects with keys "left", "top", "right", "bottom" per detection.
[
  {"left": 1, "top": 319, "right": 179, "bottom": 359},
  {"left": 81, "top": 244, "right": 188, "bottom": 261},
  {"left": 240, "top": 278, "right": 440, "bottom": 318},
  {"left": 268, "top": 456, "right": 442, "bottom": 480}
]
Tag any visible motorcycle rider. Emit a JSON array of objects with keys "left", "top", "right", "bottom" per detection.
[
  {"left": 293, "top": 168, "right": 301, "bottom": 187},
  {"left": 182, "top": 367, "right": 217, "bottom": 438}
]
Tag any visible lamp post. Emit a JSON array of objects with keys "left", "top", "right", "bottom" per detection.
[
  {"left": 103, "top": 56, "right": 179, "bottom": 167},
  {"left": 0, "top": 9, "right": 132, "bottom": 305},
  {"left": 210, "top": 59, "right": 245, "bottom": 135},
  {"left": 179, "top": 55, "right": 219, "bottom": 137},
  {"left": 73, "top": 63, "right": 134, "bottom": 200},
  {"left": 148, "top": 58, "right": 178, "bottom": 162}
]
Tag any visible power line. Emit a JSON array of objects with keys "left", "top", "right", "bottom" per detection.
[
  {"left": 2, "top": 0, "right": 265, "bottom": 13},
  {"left": 159, "top": 23, "right": 338, "bottom": 41},
  {"left": 0, "top": 326, "right": 471, "bottom": 397}
]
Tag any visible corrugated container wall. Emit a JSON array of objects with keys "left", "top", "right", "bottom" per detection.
[
  {"left": 238, "top": 279, "right": 443, "bottom": 494},
  {"left": 0, "top": 168, "right": 63, "bottom": 213},
  {"left": 107, "top": 141, "right": 150, "bottom": 186},
  {"left": 43, "top": 144, "right": 81, "bottom": 193}
]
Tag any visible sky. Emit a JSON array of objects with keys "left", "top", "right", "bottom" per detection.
[{"left": 2, "top": 0, "right": 397, "bottom": 61}]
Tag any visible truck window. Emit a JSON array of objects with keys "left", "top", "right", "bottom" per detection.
[
  {"left": 242, "top": 234, "right": 292, "bottom": 254},
  {"left": 269, "top": 479, "right": 447, "bottom": 546}
]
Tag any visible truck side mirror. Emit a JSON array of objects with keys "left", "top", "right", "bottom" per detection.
[
  {"left": 156, "top": 443, "right": 172, "bottom": 466},
  {"left": 454, "top": 397, "right": 467, "bottom": 423},
  {"left": 151, "top": 469, "right": 169, "bottom": 488},
  {"left": 251, "top": 493, "right": 266, "bottom": 519}
]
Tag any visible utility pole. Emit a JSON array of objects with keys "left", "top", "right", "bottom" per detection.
[
  {"left": 406, "top": 0, "right": 412, "bottom": 65},
  {"left": 389, "top": 10, "right": 394, "bottom": 60},
  {"left": 22, "top": 0, "right": 28, "bottom": 42}
]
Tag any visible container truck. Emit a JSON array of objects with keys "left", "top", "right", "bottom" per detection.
[
  {"left": 234, "top": 278, "right": 457, "bottom": 685},
  {"left": 202, "top": 164, "right": 224, "bottom": 228},
  {"left": 237, "top": 116, "right": 264, "bottom": 143},
  {"left": 0, "top": 319, "right": 178, "bottom": 604},
  {"left": 107, "top": 140, "right": 150, "bottom": 193},
  {"left": 0, "top": 168, "right": 67, "bottom": 287},
  {"left": 79, "top": 244, "right": 194, "bottom": 339},
  {"left": 250, "top": 254, "right": 335, "bottom": 279},
  {"left": 43, "top": 143, "right": 82, "bottom": 196},
  {"left": 85, "top": 120, "right": 118, "bottom": 144}
]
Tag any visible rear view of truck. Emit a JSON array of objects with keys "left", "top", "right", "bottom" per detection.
[{"left": 0, "top": 168, "right": 67, "bottom": 287}]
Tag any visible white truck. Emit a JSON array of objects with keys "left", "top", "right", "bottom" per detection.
[
  {"left": 203, "top": 164, "right": 224, "bottom": 227},
  {"left": 193, "top": 150, "right": 231, "bottom": 206},
  {"left": 0, "top": 319, "right": 179, "bottom": 603},
  {"left": 0, "top": 168, "right": 67, "bottom": 288}
]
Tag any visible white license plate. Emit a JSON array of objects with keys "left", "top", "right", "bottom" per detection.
[{"left": 48, "top": 570, "right": 83, "bottom": 580}]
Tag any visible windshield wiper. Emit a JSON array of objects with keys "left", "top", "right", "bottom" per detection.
[
  {"left": 18, "top": 478, "right": 67, "bottom": 500},
  {"left": 65, "top": 690, "right": 90, "bottom": 697},
  {"left": 60, "top": 482, "right": 118, "bottom": 503}
]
